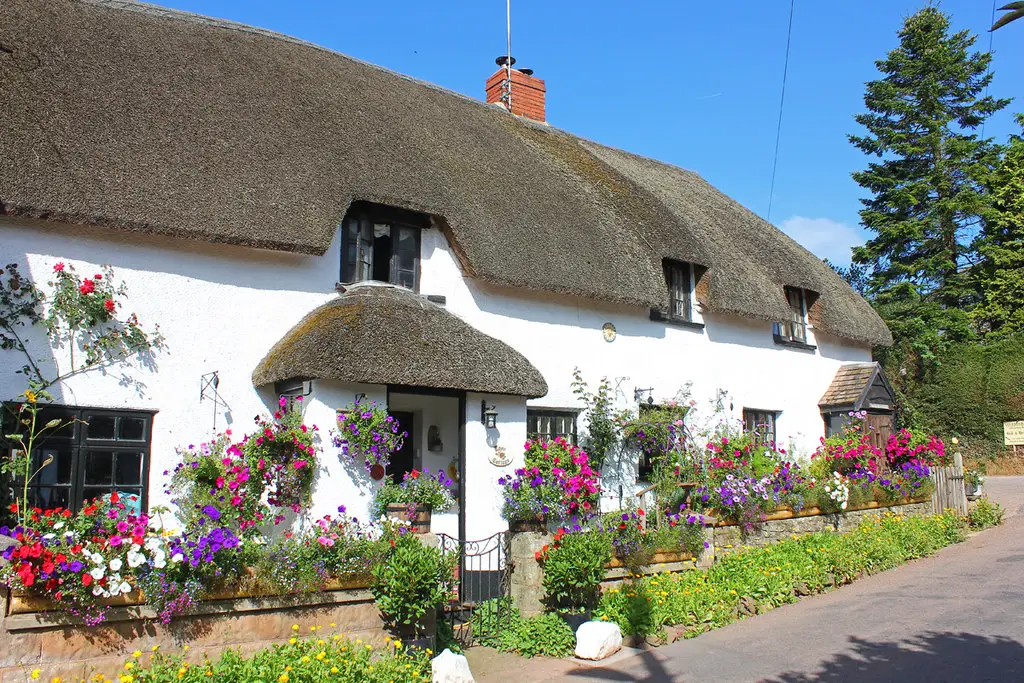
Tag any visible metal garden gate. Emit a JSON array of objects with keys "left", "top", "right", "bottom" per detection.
[{"left": 437, "top": 532, "right": 512, "bottom": 647}]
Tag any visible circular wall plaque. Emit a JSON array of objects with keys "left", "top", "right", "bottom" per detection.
[
  {"left": 369, "top": 464, "right": 386, "bottom": 481},
  {"left": 489, "top": 446, "right": 512, "bottom": 467},
  {"left": 602, "top": 322, "right": 617, "bottom": 342}
]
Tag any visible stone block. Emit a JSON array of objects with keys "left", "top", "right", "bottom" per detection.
[
  {"left": 431, "top": 648, "right": 475, "bottom": 682},
  {"left": 574, "top": 621, "right": 622, "bottom": 660}
]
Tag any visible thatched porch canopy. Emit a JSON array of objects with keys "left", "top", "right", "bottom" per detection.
[{"left": 252, "top": 284, "right": 548, "bottom": 398}]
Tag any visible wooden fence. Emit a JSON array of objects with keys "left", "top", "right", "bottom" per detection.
[{"left": 931, "top": 451, "right": 967, "bottom": 515}]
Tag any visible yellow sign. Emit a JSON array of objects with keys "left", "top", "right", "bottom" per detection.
[{"left": 1005, "top": 421, "right": 1024, "bottom": 446}]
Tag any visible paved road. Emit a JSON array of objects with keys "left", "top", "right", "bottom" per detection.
[{"left": 541, "top": 477, "right": 1024, "bottom": 683}]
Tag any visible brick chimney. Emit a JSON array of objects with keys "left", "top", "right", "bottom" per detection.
[{"left": 486, "top": 58, "right": 546, "bottom": 122}]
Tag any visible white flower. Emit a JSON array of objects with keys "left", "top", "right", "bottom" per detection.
[
  {"left": 42, "top": 533, "right": 55, "bottom": 541},
  {"left": 89, "top": 567, "right": 105, "bottom": 580},
  {"left": 144, "top": 537, "right": 161, "bottom": 552},
  {"left": 170, "top": 552, "right": 184, "bottom": 564},
  {"left": 92, "top": 586, "right": 104, "bottom": 597},
  {"left": 130, "top": 543, "right": 141, "bottom": 553},
  {"left": 53, "top": 521, "right": 65, "bottom": 530},
  {"left": 153, "top": 551, "right": 167, "bottom": 570},
  {"left": 119, "top": 581, "right": 132, "bottom": 595},
  {"left": 109, "top": 558, "right": 123, "bottom": 572},
  {"left": 127, "top": 551, "right": 145, "bottom": 568}
]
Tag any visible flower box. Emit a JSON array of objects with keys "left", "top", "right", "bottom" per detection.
[
  {"left": 385, "top": 504, "right": 432, "bottom": 534},
  {"left": 509, "top": 514, "right": 547, "bottom": 533},
  {"left": 712, "top": 497, "right": 930, "bottom": 527},
  {"left": 606, "top": 550, "right": 694, "bottom": 569},
  {"left": 6, "top": 574, "right": 374, "bottom": 617}
]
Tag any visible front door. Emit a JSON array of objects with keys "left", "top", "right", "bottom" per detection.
[
  {"left": 389, "top": 411, "right": 415, "bottom": 484},
  {"left": 866, "top": 412, "right": 894, "bottom": 450}
]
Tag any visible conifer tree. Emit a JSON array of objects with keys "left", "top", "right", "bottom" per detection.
[
  {"left": 849, "top": 7, "right": 1009, "bottom": 366},
  {"left": 975, "top": 115, "right": 1024, "bottom": 338}
]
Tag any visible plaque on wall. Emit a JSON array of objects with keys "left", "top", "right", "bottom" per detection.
[{"left": 488, "top": 446, "right": 512, "bottom": 467}]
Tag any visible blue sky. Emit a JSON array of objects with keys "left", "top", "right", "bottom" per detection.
[{"left": 161, "top": 0, "right": 1023, "bottom": 267}]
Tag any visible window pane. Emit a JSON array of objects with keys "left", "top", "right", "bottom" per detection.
[
  {"left": 84, "top": 450, "right": 114, "bottom": 485},
  {"left": 115, "top": 452, "right": 143, "bottom": 486},
  {"left": 34, "top": 446, "right": 73, "bottom": 485},
  {"left": 86, "top": 415, "right": 116, "bottom": 440},
  {"left": 31, "top": 486, "right": 70, "bottom": 510},
  {"left": 82, "top": 487, "right": 111, "bottom": 506},
  {"left": 393, "top": 226, "right": 418, "bottom": 289},
  {"left": 118, "top": 417, "right": 146, "bottom": 441}
]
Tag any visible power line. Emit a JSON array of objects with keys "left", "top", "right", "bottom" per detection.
[{"left": 767, "top": 0, "right": 795, "bottom": 224}]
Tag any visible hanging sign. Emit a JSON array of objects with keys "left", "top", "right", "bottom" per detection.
[
  {"left": 488, "top": 446, "right": 512, "bottom": 467},
  {"left": 1005, "top": 421, "right": 1024, "bottom": 447}
]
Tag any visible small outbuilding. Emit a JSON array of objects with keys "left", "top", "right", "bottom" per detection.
[{"left": 819, "top": 362, "right": 897, "bottom": 447}]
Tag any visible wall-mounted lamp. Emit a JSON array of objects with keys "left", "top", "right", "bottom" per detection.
[
  {"left": 355, "top": 392, "right": 367, "bottom": 403},
  {"left": 481, "top": 401, "right": 498, "bottom": 429},
  {"left": 633, "top": 387, "right": 654, "bottom": 405}
]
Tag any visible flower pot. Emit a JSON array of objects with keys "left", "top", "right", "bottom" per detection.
[
  {"left": 557, "top": 609, "right": 591, "bottom": 633},
  {"left": 385, "top": 504, "right": 432, "bottom": 534},
  {"left": 509, "top": 514, "right": 547, "bottom": 533},
  {"left": 965, "top": 482, "right": 983, "bottom": 501}
]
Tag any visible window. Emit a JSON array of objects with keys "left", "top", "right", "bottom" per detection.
[
  {"left": 664, "top": 260, "right": 693, "bottom": 322},
  {"left": 4, "top": 405, "right": 153, "bottom": 514},
  {"left": 743, "top": 408, "right": 778, "bottom": 446},
  {"left": 527, "top": 410, "right": 577, "bottom": 445},
  {"left": 340, "top": 202, "right": 427, "bottom": 291},
  {"left": 636, "top": 403, "right": 688, "bottom": 481},
  {"left": 773, "top": 287, "right": 809, "bottom": 344}
]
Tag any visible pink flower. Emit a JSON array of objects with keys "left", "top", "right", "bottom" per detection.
[
  {"left": 79, "top": 279, "right": 95, "bottom": 295},
  {"left": 294, "top": 460, "right": 307, "bottom": 469},
  {"left": 53, "top": 262, "right": 65, "bottom": 272},
  {"left": 215, "top": 476, "right": 225, "bottom": 489},
  {"left": 279, "top": 396, "right": 288, "bottom": 408}
]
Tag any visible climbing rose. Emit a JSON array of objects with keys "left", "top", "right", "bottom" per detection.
[{"left": 79, "top": 279, "right": 95, "bottom": 295}]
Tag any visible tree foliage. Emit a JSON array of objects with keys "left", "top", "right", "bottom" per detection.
[
  {"left": 974, "top": 114, "right": 1024, "bottom": 338},
  {"left": 849, "top": 7, "right": 1009, "bottom": 369}
]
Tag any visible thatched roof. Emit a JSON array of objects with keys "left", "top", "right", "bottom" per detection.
[
  {"left": 819, "top": 362, "right": 893, "bottom": 410},
  {"left": 0, "top": 0, "right": 892, "bottom": 347},
  {"left": 251, "top": 284, "right": 548, "bottom": 397}
]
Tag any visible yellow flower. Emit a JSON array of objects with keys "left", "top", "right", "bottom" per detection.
[
  {"left": 178, "top": 668, "right": 187, "bottom": 676},
  {"left": 119, "top": 677, "right": 134, "bottom": 683},
  {"left": 133, "top": 650, "right": 142, "bottom": 659},
  {"left": 151, "top": 645, "right": 160, "bottom": 652},
  {"left": 330, "top": 667, "right": 339, "bottom": 674},
  {"left": 310, "top": 625, "right": 318, "bottom": 632},
  {"left": 292, "top": 624, "right": 300, "bottom": 631},
  {"left": 183, "top": 645, "right": 190, "bottom": 651},
  {"left": 329, "top": 622, "right": 336, "bottom": 628},
  {"left": 288, "top": 638, "right": 297, "bottom": 645},
  {"left": 51, "top": 678, "right": 62, "bottom": 683},
  {"left": 316, "top": 652, "right": 326, "bottom": 661},
  {"left": 31, "top": 670, "right": 41, "bottom": 680},
  {"left": 205, "top": 672, "right": 213, "bottom": 678},
  {"left": 123, "top": 663, "right": 134, "bottom": 671},
  {"left": 278, "top": 676, "right": 290, "bottom": 683},
  {"left": 301, "top": 656, "right": 311, "bottom": 664},
  {"left": 24, "top": 390, "right": 37, "bottom": 404}
]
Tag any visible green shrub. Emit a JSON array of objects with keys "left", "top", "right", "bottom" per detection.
[
  {"left": 539, "top": 529, "right": 611, "bottom": 612},
  {"left": 595, "top": 511, "right": 965, "bottom": 637},
  {"left": 498, "top": 612, "right": 576, "bottom": 658},
  {"left": 967, "top": 497, "right": 1005, "bottom": 529},
  {"left": 371, "top": 533, "right": 455, "bottom": 634}
]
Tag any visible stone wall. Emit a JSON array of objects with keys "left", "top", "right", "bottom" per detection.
[
  {"left": 712, "top": 501, "right": 932, "bottom": 553},
  {"left": 508, "top": 500, "right": 931, "bottom": 618},
  {"left": 0, "top": 587, "right": 387, "bottom": 683}
]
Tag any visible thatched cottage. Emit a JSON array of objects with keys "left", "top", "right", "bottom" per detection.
[{"left": 0, "top": 0, "right": 895, "bottom": 542}]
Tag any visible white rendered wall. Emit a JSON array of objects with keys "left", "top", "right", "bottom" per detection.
[{"left": 2, "top": 218, "right": 873, "bottom": 533}]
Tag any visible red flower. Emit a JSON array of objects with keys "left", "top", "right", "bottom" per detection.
[
  {"left": 94, "top": 273, "right": 102, "bottom": 280},
  {"left": 104, "top": 299, "right": 116, "bottom": 313},
  {"left": 110, "top": 491, "right": 120, "bottom": 505},
  {"left": 79, "top": 279, "right": 95, "bottom": 295},
  {"left": 410, "top": 470, "right": 420, "bottom": 479},
  {"left": 534, "top": 550, "right": 543, "bottom": 561},
  {"left": 637, "top": 508, "right": 645, "bottom": 516},
  {"left": 53, "top": 262, "right": 65, "bottom": 272}
]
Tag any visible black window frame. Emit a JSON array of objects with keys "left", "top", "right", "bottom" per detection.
[
  {"left": 3, "top": 404, "right": 155, "bottom": 514},
  {"left": 340, "top": 202, "right": 427, "bottom": 292},
  {"left": 773, "top": 287, "right": 813, "bottom": 347},
  {"left": 526, "top": 409, "right": 578, "bottom": 445},
  {"left": 742, "top": 408, "right": 779, "bottom": 446}
]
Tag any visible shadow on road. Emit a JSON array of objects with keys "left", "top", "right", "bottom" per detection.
[
  {"left": 767, "top": 631, "right": 1024, "bottom": 683},
  {"left": 564, "top": 631, "right": 1024, "bottom": 682}
]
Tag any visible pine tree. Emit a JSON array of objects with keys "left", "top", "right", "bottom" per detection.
[
  {"left": 975, "top": 115, "right": 1024, "bottom": 338},
  {"left": 849, "top": 7, "right": 1009, "bottom": 365}
]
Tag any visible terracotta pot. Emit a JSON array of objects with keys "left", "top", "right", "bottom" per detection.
[
  {"left": 509, "top": 514, "right": 547, "bottom": 533},
  {"left": 385, "top": 504, "right": 432, "bottom": 534}
]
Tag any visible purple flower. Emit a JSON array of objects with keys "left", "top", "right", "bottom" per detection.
[{"left": 202, "top": 505, "right": 221, "bottom": 521}]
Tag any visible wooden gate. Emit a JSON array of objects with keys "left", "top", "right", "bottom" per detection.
[{"left": 931, "top": 451, "right": 967, "bottom": 515}]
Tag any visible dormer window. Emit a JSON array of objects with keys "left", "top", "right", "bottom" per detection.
[
  {"left": 773, "top": 286, "right": 811, "bottom": 346},
  {"left": 340, "top": 202, "right": 428, "bottom": 291},
  {"left": 650, "top": 260, "right": 703, "bottom": 328}
]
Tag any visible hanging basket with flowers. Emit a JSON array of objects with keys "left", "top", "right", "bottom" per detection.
[{"left": 332, "top": 398, "right": 407, "bottom": 475}]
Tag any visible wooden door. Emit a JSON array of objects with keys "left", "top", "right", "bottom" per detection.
[{"left": 866, "top": 412, "right": 894, "bottom": 450}]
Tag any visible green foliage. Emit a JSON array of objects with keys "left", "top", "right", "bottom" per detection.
[
  {"left": 469, "top": 597, "right": 517, "bottom": 647},
  {"left": 123, "top": 631, "right": 430, "bottom": 682},
  {"left": 371, "top": 468, "right": 455, "bottom": 517},
  {"left": 470, "top": 597, "right": 575, "bottom": 658},
  {"left": 370, "top": 533, "right": 455, "bottom": 634},
  {"left": 595, "top": 512, "right": 965, "bottom": 637},
  {"left": 913, "top": 335, "right": 1024, "bottom": 457},
  {"left": 539, "top": 529, "right": 611, "bottom": 612},
  {"left": 849, "top": 7, "right": 1009, "bottom": 370},
  {"left": 571, "top": 368, "right": 622, "bottom": 469},
  {"left": 967, "top": 497, "right": 1005, "bottom": 529},
  {"left": 975, "top": 115, "right": 1024, "bottom": 338}
]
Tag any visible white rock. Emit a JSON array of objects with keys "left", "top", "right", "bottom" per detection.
[
  {"left": 432, "top": 648, "right": 475, "bottom": 683},
  {"left": 574, "top": 620, "right": 623, "bottom": 660}
]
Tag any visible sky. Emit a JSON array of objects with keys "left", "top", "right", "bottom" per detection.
[{"left": 159, "top": 0, "right": 1024, "bottom": 267}]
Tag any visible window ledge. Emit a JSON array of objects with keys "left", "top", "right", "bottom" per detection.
[
  {"left": 649, "top": 309, "right": 705, "bottom": 331},
  {"left": 773, "top": 335, "right": 817, "bottom": 352}
]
